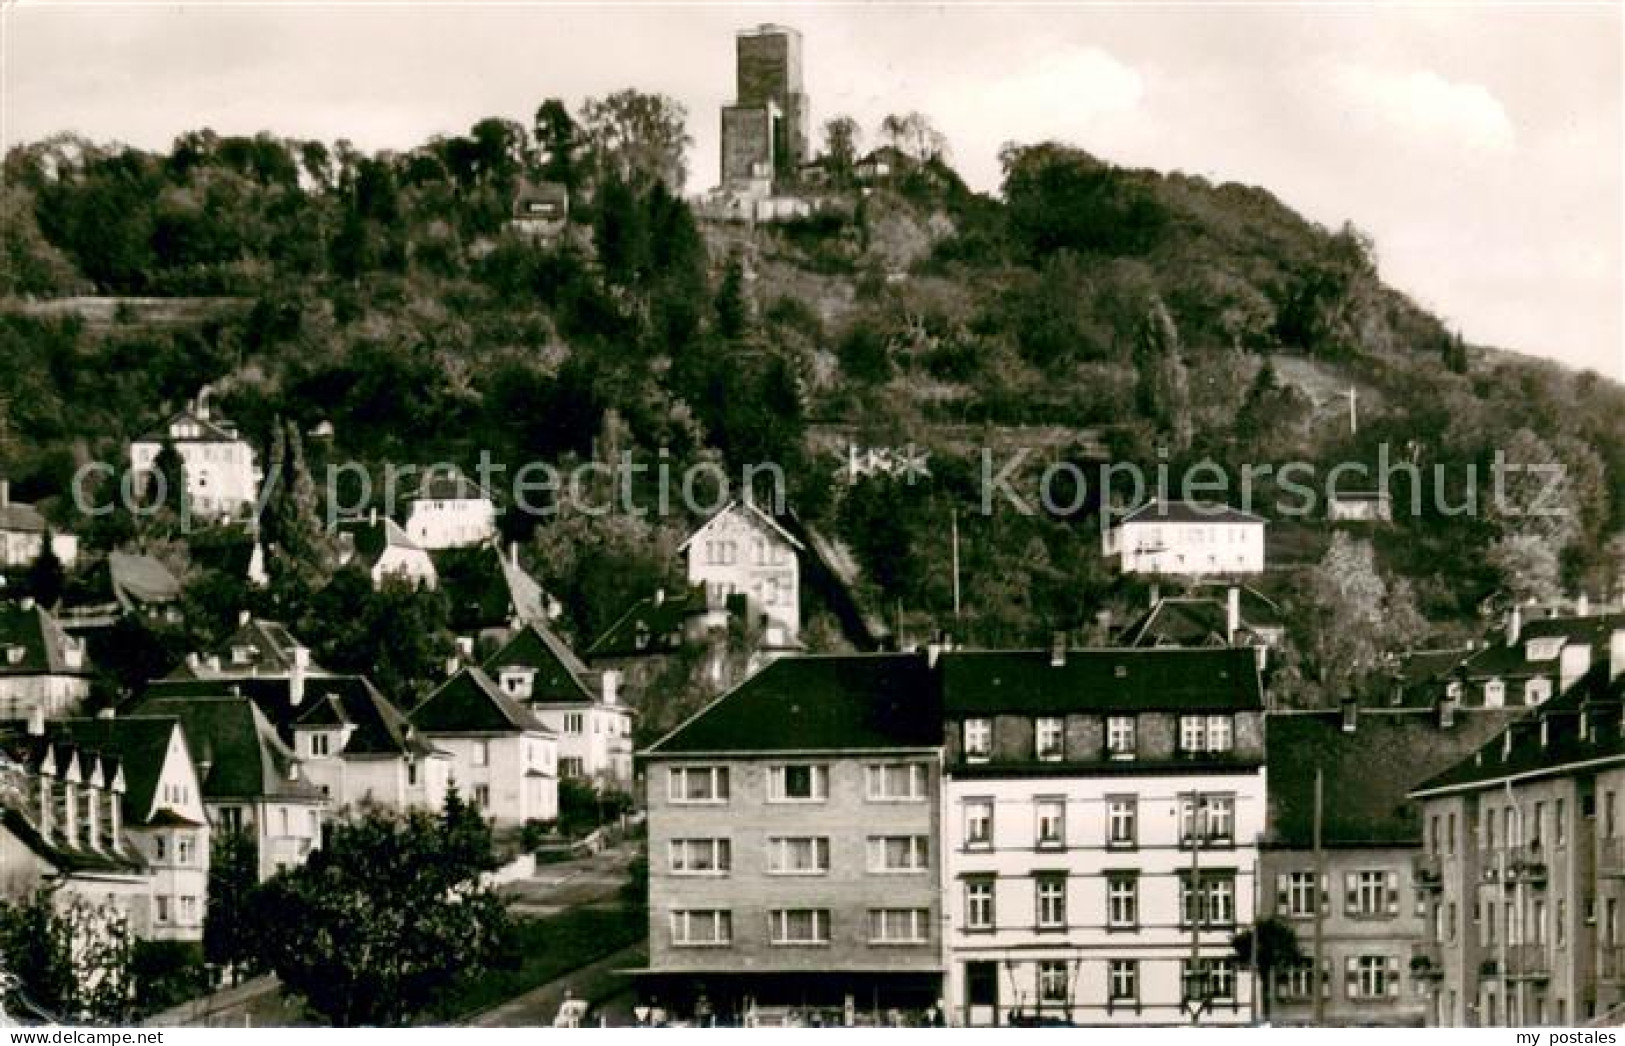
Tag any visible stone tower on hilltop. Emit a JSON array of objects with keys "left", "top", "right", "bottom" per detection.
[{"left": 720, "top": 24, "right": 809, "bottom": 191}]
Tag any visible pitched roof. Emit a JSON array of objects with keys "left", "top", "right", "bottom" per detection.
[
  {"left": 412, "top": 667, "right": 551, "bottom": 736},
  {"left": 1412, "top": 664, "right": 1625, "bottom": 797},
  {"left": 513, "top": 179, "right": 568, "bottom": 211},
  {"left": 108, "top": 551, "right": 182, "bottom": 607},
  {"left": 1265, "top": 708, "right": 1524, "bottom": 848},
  {"left": 0, "top": 601, "right": 91, "bottom": 677},
  {"left": 410, "top": 470, "right": 492, "bottom": 502},
  {"left": 483, "top": 624, "right": 596, "bottom": 704},
  {"left": 168, "top": 617, "right": 321, "bottom": 679},
  {"left": 1118, "top": 588, "right": 1284, "bottom": 649},
  {"left": 47, "top": 715, "right": 187, "bottom": 825},
  {"left": 136, "top": 406, "right": 243, "bottom": 444},
  {"left": 677, "top": 499, "right": 805, "bottom": 554},
  {"left": 586, "top": 586, "right": 705, "bottom": 658},
  {"left": 336, "top": 516, "right": 424, "bottom": 568},
  {"left": 1116, "top": 499, "right": 1268, "bottom": 526},
  {"left": 292, "top": 677, "right": 439, "bottom": 757},
  {"left": 939, "top": 647, "right": 1263, "bottom": 715},
  {"left": 436, "top": 545, "right": 552, "bottom": 631},
  {"left": 646, "top": 653, "right": 939, "bottom": 755},
  {"left": 124, "top": 692, "right": 323, "bottom": 802},
  {"left": 0, "top": 737, "right": 145, "bottom": 875},
  {"left": 0, "top": 499, "right": 47, "bottom": 534}
]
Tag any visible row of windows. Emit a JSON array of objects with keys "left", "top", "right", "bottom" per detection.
[
  {"left": 667, "top": 835, "right": 930, "bottom": 876},
  {"left": 1275, "top": 957, "right": 1403, "bottom": 1001},
  {"left": 963, "top": 794, "right": 1236, "bottom": 850},
  {"left": 979, "top": 958, "right": 1238, "bottom": 1008},
  {"left": 670, "top": 908, "right": 930, "bottom": 947},
  {"left": 1274, "top": 871, "right": 1402, "bottom": 919},
  {"left": 961, "top": 714, "right": 1235, "bottom": 762},
  {"left": 1427, "top": 793, "right": 1611, "bottom": 856},
  {"left": 152, "top": 834, "right": 198, "bottom": 865},
  {"left": 153, "top": 895, "right": 200, "bottom": 925},
  {"left": 667, "top": 763, "right": 928, "bottom": 804},
  {"left": 702, "top": 538, "right": 790, "bottom": 567},
  {"left": 961, "top": 871, "right": 1237, "bottom": 932}
]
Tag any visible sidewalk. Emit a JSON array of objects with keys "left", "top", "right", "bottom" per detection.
[
  {"left": 145, "top": 975, "right": 304, "bottom": 1028},
  {"left": 463, "top": 943, "right": 647, "bottom": 1027}
]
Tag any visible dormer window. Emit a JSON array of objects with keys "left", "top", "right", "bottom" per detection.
[
  {"left": 1485, "top": 680, "right": 1506, "bottom": 708},
  {"left": 1525, "top": 679, "right": 1552, "bottom": 706},
  {"left": 1106, "top": 715, "right": 1137, "bottom": 760},
  {"left": 309, "top": 733, "right": 330, "bottom": 757},
  {"left": 4, "top": 645, "right": 23, "bottom": 665},
  {"left": 963, "top": 719, "right": 992, "bottom": 762}
]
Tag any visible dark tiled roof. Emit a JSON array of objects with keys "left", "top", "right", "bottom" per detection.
[
  {"left": 291, "top": 677, "right": 437, "bottom": 757},
  {"left": 1117, "top": 589, "right": 1284, "bottom": 649},
  {"left": 435, "top": 545, "right": 552, "bottom": 632},
  {"left": 484, "top": 624, "right": 595, "bottom": 705},
  {"left": 411, "top": 470, "right": 492, "bottom": 502},
  {"left": 940, "top": 647, "right": 1263, "bottom": 715},
  {"left": 124, "top": 693, "right": 323, "bottom": 803},
  {"left": 1521, "top": 612, "right": 1625, "bottom": 645},
  {"left": 1412, "top": 664, "right": 1625, "bottom": 796},
  {"left": 587, "top": 586, "right": 705, "bottom": 658},
  {"left": 167, "top": 617, "right": 322, "bottom": 680},
  {"left": 1265, "top": 708, "right": 1524, "bottom": 848},
  {"left": 1118, "top": 500, "right": 1267, "bottom": 526},
  {"left": 137, "top": 407, "right": 243, "bottom": 444},
  {"left": 108, "top": 552, "right": 182, "bottom": 606},
  {"left": 412, "top": 667, "right": 550, "bottom": 736},
  {"left": 0, "top": 601, "right": 91, "bottom": 677},
  {"left": 48, "top": 715, "right": 184, "bottom": 826},
  {"left": 645, "top": 653, "right": 940, "bottom": 755}
]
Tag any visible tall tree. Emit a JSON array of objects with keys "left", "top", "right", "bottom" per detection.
[
  {"left": 262, "top": 418, "right": 335, "bottom": 592},
  {"left": 821, "top": 115, "right": 860, "bottom": 181},
  {"left": 1135, "top": 297, "right": 1192, "bottom": 453},
  {"left": 246, "top": 796, "right": 509, "bottom": 1026},
  {"left": 592, "top": 174, "right": 649, "bottom": 286},
  {"left": 204, "top": 827, "right": 262, "bottom": 986},
  {"left": 0, "top": 888, "right": 137, "bottom": 1024},
  {"left": 879, "top": 111, "right": 948, "bottom": 164},
  {"left": 578, "top": 89, "right": 692, "bottom": 191},
  {"left": 532, "top": 98, "right": 580, "bottom": 190},
  {"left": 25, "top": 530, "right": 66, "bottom": 607}
]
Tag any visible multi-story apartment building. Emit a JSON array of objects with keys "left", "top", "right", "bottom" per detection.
[
  {"left": 639, "top": 653, "right": 942, "bottom": 1027},
  {"left": 1410, "top": 635, "right": 1625, "bottom": 1027},
  {"left": 938, "top": 644, "right": 1267, "bottom": 1026},
  {"left": 1260, "top": 700, "right": 1521, "bottom": 1026}
]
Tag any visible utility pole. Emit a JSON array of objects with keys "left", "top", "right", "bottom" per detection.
[
  {"left": 951, "top": 509, "right": 962, "bottom": 622},
  {"left": 1348, "top": 387, "right": 1359, "bottom": 436},
  {"left": 1312, "top": 768, "right": 1326, "bottom": 1025}
]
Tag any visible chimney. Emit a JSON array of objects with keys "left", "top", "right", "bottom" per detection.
[
  {"left": 1149, "top": 584, "right": 1161, "bottom": 609},
  {"left": 1437, "top": 689, "right": 1458, "bottom": 729},
  {"left": 1226, "top": 586, "right": 1241, "bottom": 645},
  {"left": 238, "top": 609, "right": 251, "bottom": 626},
  {"left": 186, "top": 652, "right": 200, "bottom": 671},
  {"left": 27, "top": 706, "right": 45, "bottom": 737},
  {"left": 1540, "top": 717, "right": 1550, "bottom": 750},
  {"left": 97, "top": 706, "right": 115, "bottom": 721},
  {"left": 19, "top": 596, "right": 34, "bottom": 611},
  {"left": 369, "top": 506, "right": 378, "bottom": 526},
  {"left": 1050, "top": 631, "right": 1067, "bottom": 667},
  {"left": 1578, "top": 592, "right": 1591, "bottom": 618},
  {"left": 1560, "top": 642, "right": 1593, "bottom": 693},
  {"left": 601, "top": 669, "right": 621, "bottom": 706},
  {"left": 290, "top": 646, "right": 310, "bottom": 707},
  {"left": 653, "top": 588, "right": 666, "bottom": 607},
  {"left": 1611, "top": 628, "right": 1625, "bottom": 681},
  {"left": 510, "top": 542, "right": 520, "bottom": 568},
  {"left": 1508, "top": 603, "right": 1523, "bottom": 645},
  {"left": 1340, "top": 696, "right": 1359, "bottom": 733},
  {"left": 1502, "top": 731, "right": 1514, "bottom": 761},
  {"left": 0, "top": 479, "right": 8, "bottom": 507},
  {"left": 445, "top": 657, "right": 460, "bottom": 678}
]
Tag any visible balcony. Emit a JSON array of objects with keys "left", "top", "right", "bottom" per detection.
[
  {"left": 1412, "top": 852, "right": 1443, "bottom": 892},
  {"left": 1504, "top": 944, "right": 1551, "bottom": 982},
  {"left": 1410, "top": 941, "right": 1444, "bottom": 981},
  {"left": 1505, "top": 849, "right": 1548, "bottom": 888},
  {"left": 1599, "top": 837, "right": 1625, "bottom": 878}
]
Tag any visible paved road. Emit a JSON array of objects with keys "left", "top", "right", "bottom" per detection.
[
  {"left": 500, "top": 844, "right": 638, "bottom": 917},
  {"left": 466, "top": 943, "right": 648, "bottom": 1027}
]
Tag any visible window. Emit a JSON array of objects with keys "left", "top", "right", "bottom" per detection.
[
  {"left": 1279, "top": 871, "right": 1321, "bottom": 919},
  {"left": 1347, "top": 870, "right": 1399, "bottom": 917},
  {"left": 1036, "top": 875, "right": 1066, "bottom": 929},
  {"left": 1038, "top": 960, "right": 1069, "bottom": 1004},
  {"left": 868, "top": 835, "right": 929, "bottom": 873},
  {"left": 963, "top": 719, "right": 992, "bottom": 760},
  {"left": 310, "top": 733, "right": 330, "bottom": 757},
  {"left": 1185, "top": 958, "right": 1236, "bottom": 1002},
  {"left": 1349, "top": 955, "right": 1400, "bottom": 999},
  {"left": 769, "top": 908, "right": 830, "bottom": 945},
  {"left": 670, "top": 838, "right": 731, "bottom": 875},
  {"left": 668, "top": 766, "right": 729, "bottom": 804},
  {"left": 218, "top": 807, "right": 243, "bottom": 833},
  {"left": 155, "top": 896, "right": 170, "bottom": 923},
  {"left": 768, "top": 764, "right": 828, "bottom": 802},
  {"left": 1276, "top": 960, "right": 1325, "bottom": 1001},
  {"left": 965, "top": 878, "right": 995, "bottom": 930},
  {"left": 866, "top": 763, "right": 927, "bottom": 801},
  {"left": 1035, "top": 799, "right": 1065, "bottom": 848},
  {"left": 155, "top": 836, "right": 167, "bottom": 861},
  {"left": 1557, "top": 799, "right": 1567, "bottom": 847},
  {"left": 1109, "top": 960, "right": 1138, "bottom": 1004},
  {"left": 177, "top": 838, "right": 194, "bottom": 865},
  {"left": 1180, "top": 872, "right": 1236, "bottom": 928},
  {"left": 1106, "top": 797, "right": 1137, "bottom": 848},
  {"left": 671, "top": 909, "right": 731, "bottom": 946},
  {"left": 472, "top": 741, "right": 490, "bottom": 767},
  {"left": 1485, "top": 680, "right": 1506, "bottom": 707},
  {"left": 406, "top": 762, "right": 418, "bottom": 787},
  {"left": 473, "top": 784, "right": 490, "bottom": 809},
  {"left": 179, "top": 896, "right": 197, "bottom": 923},
  {"left": 1107, "top": 874, "right": 1138, "bottom": 929},
  {"left": 868, "top": 909, "right": 929, "bottom": 944},
  {"left": 1035, "top": 717, "right": 1064, "bottom": 761},
  {"left": 766, "top": 836, "right": 830, "bottom": 875},
  {"left": 563, "top": 713, "right": 585, "bottom": 734},
  {"left": 1181, "top": 794, "right": 1235, "bottom": 846},
  {"left": 1106, "top": 716, "right": 1136, "bottom": 759},
  {"left": 560, "top": 757, "right": 585, "bottom": 778},
  {"left": 965, "top": 799, "right": 994, "bottom": 848},
  {"left": 1179, "top": 715, "right": 1235, "bottom": 754}
]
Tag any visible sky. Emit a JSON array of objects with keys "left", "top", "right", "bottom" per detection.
[{"left": 3, "top": 2, "right": 1621, "bottom": 378}]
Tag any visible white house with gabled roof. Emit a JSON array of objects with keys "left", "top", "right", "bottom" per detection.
[
  {"left": 129, "top": 388, "right": 261, "bottom": 519},
  {"left": 679, "top": 500, "right": 804, "bottom": 648},
  {"left": 403, "top": 470, "right": 498, "bottom": 550}
]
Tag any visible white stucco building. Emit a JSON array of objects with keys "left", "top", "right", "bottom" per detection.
[
  {"left": 679, "top": 500, "right": 804, "bottom": 648},
  {"left": 412, "top": 667, "right": 558, "bottom": 825},
  {"left": 129, "top": 390, "right": 262, "bottom": 520},
  {"left": 1104, "top": 500, "right": 1267, "bottom": 577},
  {"left": 403, "top": 471, "right": 498, "bottom": 551}
]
